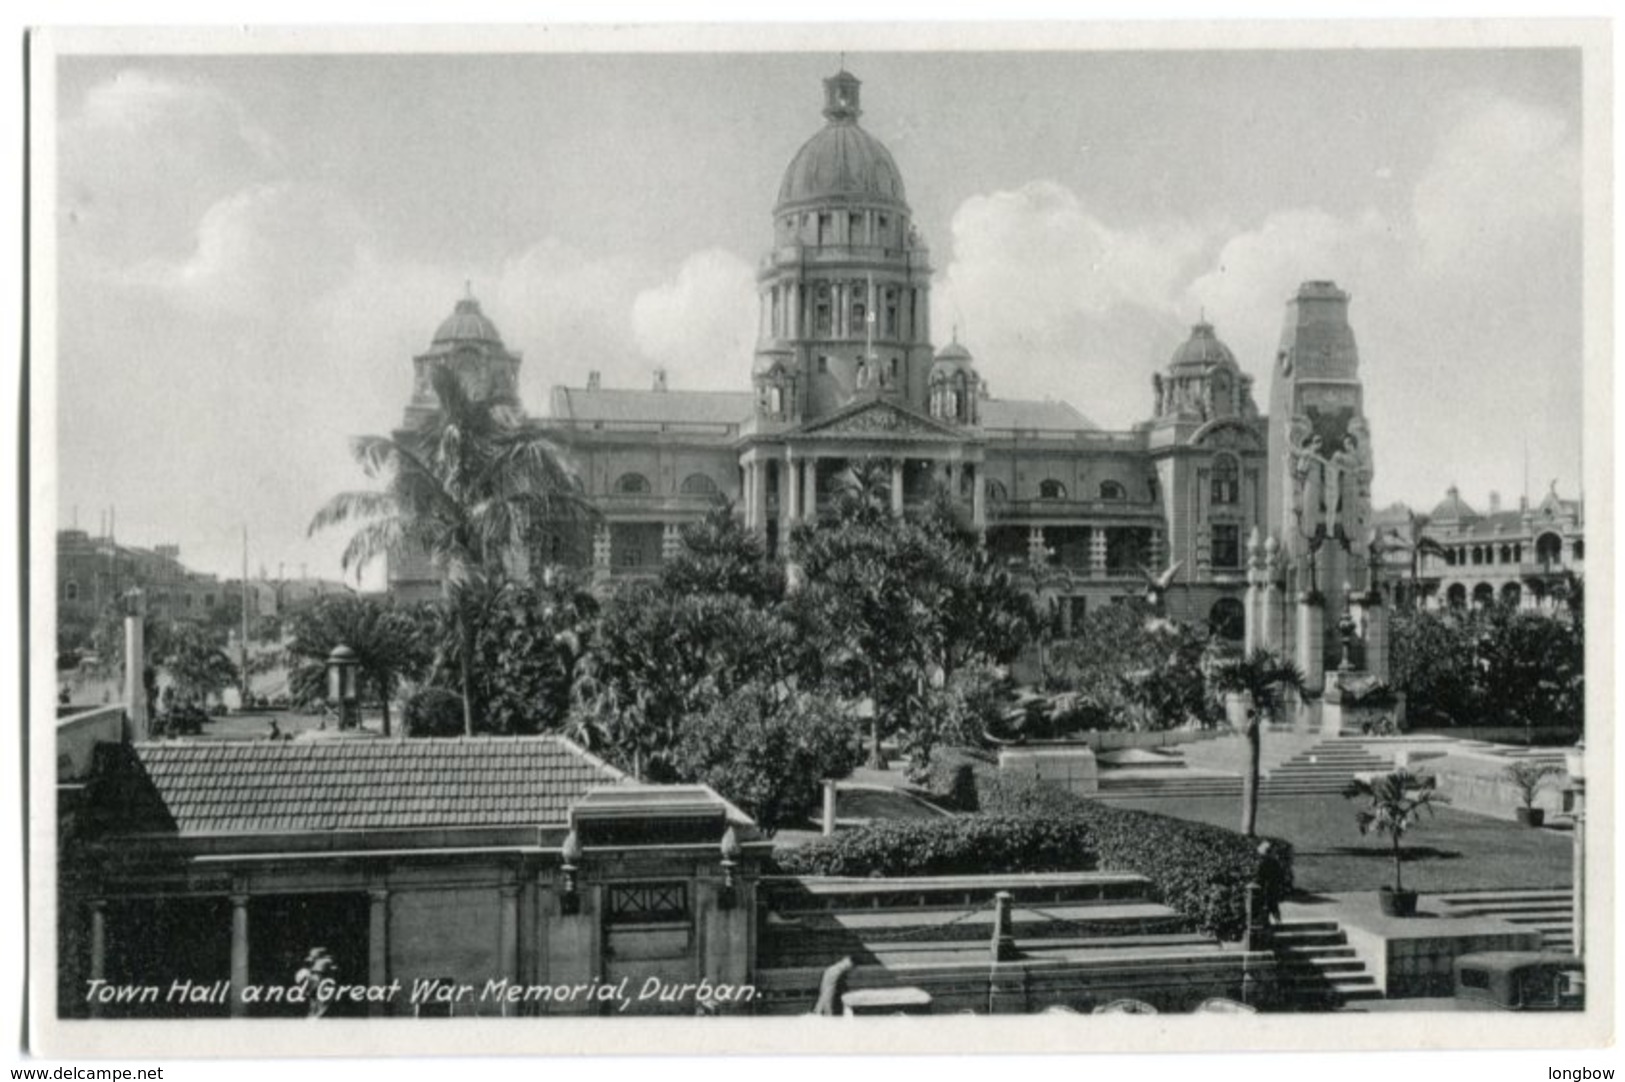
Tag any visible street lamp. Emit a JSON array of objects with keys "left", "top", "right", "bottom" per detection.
[
  {"left": 1565, "top": 740, "right": 1585, "bottom": 959},
  {"left": 718, "top": 826, "right": 742, "bottom": 911},
  {"left": 559, "top": 828, "right": 584, "bottom": 916},
  {"left": 325, "top": 644, "right": 360, "bottom": 730}
]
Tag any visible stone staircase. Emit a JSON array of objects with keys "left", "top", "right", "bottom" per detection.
[
  {"left": 1268, "top": 919, "right": 1382, "bottom": 1008},
  {"left": 1430, "top": 889, "right": 1576, "bottom": 953},
  {"left": 1260, "top": 739, "right": 1395, "bottom": 796}
]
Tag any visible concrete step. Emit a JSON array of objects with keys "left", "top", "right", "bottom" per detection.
[{"left": 1434, "top": 889, "right": 1572, "bottom": 906}]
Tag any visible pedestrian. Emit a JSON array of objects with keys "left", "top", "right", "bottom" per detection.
[{"left": 1255, "top": 841, "right": 1285, "bottom": 926}]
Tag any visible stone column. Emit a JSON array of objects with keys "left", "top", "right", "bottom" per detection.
[
  {"left": 785, "top": 453, "right": 802, "bottom": 527},
  {"left": 1363, "top": 589, "right": 1389, "bottom": 683},
  {"left": 971, "top": 466, "right": 987, "bottom": 531},
  {"left": 229, "top": 892, "right": 250, "bottom": 1019},
  {"left": 368, "top": 888, "right": 389, "bottom": 1018},
  {"left": 1090, "top": 529, "right": 1108, "bottom": 579},
  {"left": 661, "top": 523, "right": 683, "bottom": 564},
  {"left": 804, "top": 458, "right": 819, "bottom": 520},
  {"left": 122, "top": 591, "right": 148, "bottom": 740},
  {"left": 498, "top": 884, "right": 520, "bottom": 1017},
  {"left": 789, "top": 282, "right": 800, "bottom": 338},
  {"left": 890, "top": 459, "right": 905, "bottom": 518},
  {"left": 87, "top": 899, "right": 107, "bottom": 1019},
  {"left": 1297, "top": 593, "right": 1325, "bottom": 697},
  {"left": 751, "top": 460, "right": 769, "bottom": 533},
  {"left": 1243, "top": 528, "right": 1264, "bottom": 654}
]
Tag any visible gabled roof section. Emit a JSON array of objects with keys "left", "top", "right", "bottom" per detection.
[
  {"left": 548, "top": 386, "right": 753, "bottom": 427},
  {"left": 980, "top": 398, "right": 1098, "bottom": 432},
  {"left": 97, "top": 736, "right": 629, "bottom": 836}
]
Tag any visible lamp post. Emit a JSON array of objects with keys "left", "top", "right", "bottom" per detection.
[
  {"left": 718, "top": 826, "right": 742, "bottom": 911},
  {"left": 1565, "top": 740, "right": 1585, "bottom": 959},
  {"left": 325, "top": 644, "right": 360, "bottom": 730},
  {"left": 559, "top": 828, "right": 583, "bottom": 916}
]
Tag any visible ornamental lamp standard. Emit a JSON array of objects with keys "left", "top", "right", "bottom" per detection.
[
  {"left": 718, "top": 826, "right": 742, "bottom": 911},
  {"left": 325, "top": 644, "right": 360, "bottom": 730},
  {"left": 559, "top": 828, "right": 584, "bottom": 916},
  {"left": 1566, "top": 740, "right": 1586, "bottom": 959}
]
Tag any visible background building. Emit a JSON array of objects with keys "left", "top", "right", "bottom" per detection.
[{"left": 390, "top": 70, "right": 1277, "bottom": 642}]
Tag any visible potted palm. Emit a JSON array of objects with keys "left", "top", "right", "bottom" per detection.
[
  {"left": 1502, "top": 760, "right": 1562, "bottom": 827},
  {"left": 1342, "top": 768, "right": 1445, "bottom": 917}
]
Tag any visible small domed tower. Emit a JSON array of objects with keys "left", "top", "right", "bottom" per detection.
[
  {"left": 928, "top": 336, "right": 982, "bottom": 425},
  {"left": 1151, "top": 320, "right": 1256, "bottom": 424},
  {"left": 752, "top": 340, "right": 800, "bottom": 423},
  {"left": 402, "top": 289, "right": 523, "bottom": 429}
]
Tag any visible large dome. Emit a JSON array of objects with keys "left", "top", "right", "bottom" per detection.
[
  {"left": 1169, "top": 321, "right": 1237, "bottom": 370},
  {"left": 775, "top": 71, "right": 908, "bottom": 212},
  {"left": 432, "top": 296, "right": 504, "bottom": 348}
]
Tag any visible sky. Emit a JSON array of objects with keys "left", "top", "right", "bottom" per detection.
[{"left": 49, "top": 45, "right": 1586, "bottom": 582}]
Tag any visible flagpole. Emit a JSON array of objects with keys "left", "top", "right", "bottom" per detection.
[{"left": 241, "top": 522, "right": 251, "bottom": 710}]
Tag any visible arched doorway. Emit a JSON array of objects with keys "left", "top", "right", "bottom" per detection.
[
  {"left": 1500, "top": 582, "right": 1522, "bottom": 609},
  {"left": 1446, "top": 583, "right": 1467, "bottom": 609},
  {"left": 1536, "top": 532, "right": 1563, "bottom": 569},
  {"left": 1472, "top": 583, "right": 1495, "bottom": 609}
]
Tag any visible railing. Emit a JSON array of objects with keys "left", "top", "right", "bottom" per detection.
[
  {"left": 542, "top": 419, "right": 741, "bottom": 437},
  {"left": 989, "top": 499, "right": 1162, "bottom": 519},
  {"left": 982, "top": 428, "right": 1146, "bottom": 449}
]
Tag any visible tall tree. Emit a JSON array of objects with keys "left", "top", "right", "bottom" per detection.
[
  {"left": 659, "top": 500, "right": 784, "bottom": 606},
  {"left": 1211, "top": 648, "right": 1305, "bottom": 837},
  {"left": 309, "top": 364, "right": 592, "bottom": 735}
]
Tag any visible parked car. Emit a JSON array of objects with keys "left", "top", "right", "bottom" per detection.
[{"left": 1453, "top": 951, "right": 1583, "bottom": 1011}]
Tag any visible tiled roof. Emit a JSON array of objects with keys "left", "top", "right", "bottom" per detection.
[
  {"left": 980, "top": 398, "right": 1099, "bottom": 432},
  {"left": 108, "top": 737, "right": 628, "bottom": 835},
  {"left": 547, "top": 386, "right": 753, "bottom": 427}
]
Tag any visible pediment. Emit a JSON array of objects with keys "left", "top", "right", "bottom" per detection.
[{"left": 796, "top": 398, "right": 965, "bottom": 441}]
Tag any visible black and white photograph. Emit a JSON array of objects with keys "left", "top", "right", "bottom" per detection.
[{"left": 22, "top": 17, "right": 1612, "bottom": 1062}]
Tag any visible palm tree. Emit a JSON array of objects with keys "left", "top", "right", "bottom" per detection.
[
  {"left": 1342, "top": 769, "right": 1444, "bottom": 903},
  {"left": 284, "top": 593, "right": 434, "bottom": 736},
  {"left": 1211, "top": 648, "right": 1305, "bottom": 836},
  {"left": 309, "top": 364, "right": 592, "bottom": 735}
]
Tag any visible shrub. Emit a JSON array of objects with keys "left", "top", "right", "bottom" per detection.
[
  {"left": 776, "top": 815, "right": 1098, "bottom": 878},
  {"left": 923, "top": 745, "right": 996, "bottom": 810},
  {"left": 672, "top": 681, "right": 862, "bottom": 836},
  {"left": 974, "top": 772, "right": 1292, "bottom": 941},
  {"left": 403, "top": 688, "right": 466, "bottom": 737}
]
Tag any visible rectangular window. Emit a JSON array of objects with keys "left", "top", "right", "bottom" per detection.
[
  {"left": 817, "top": 355, "right": 829, "bottom": 374},
  {"left": 1211, "top": 524, "right": 1241, "bottom": 569}
]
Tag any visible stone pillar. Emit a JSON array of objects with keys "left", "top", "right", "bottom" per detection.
[
  {"left": 122, "top": 591, "right": 148, "bottom": 741},
  {"left": 822, "top": 780, "right": 838, "bottom": 836},
  {"left": 971, "top": 466, "right": 987, "bottom": 532},
  {"left": 990, "top": 891, "right": 1018, "bottom": 962},
  {"left": 1090, "top": 528, "right": 1108, "bottom": 578},
  {"left": 751, "top": 460, "right": 768, "bottom": 533},
  {"left": 498, "top": 884, "right": 520, "bottom": 1016},
  {"left": 804, "top": 458, "right": 819, "bottom": 520},
  {"left": 1297, "top": 593, "right": 1325, "bottom": 696},
  {"left": 1244, "top": 528, "right": 1264, "bottom": 654},
  {"left": 1262, "top": 578, "right": 1282, "bottom": 657},
  {"left": 785, "top": 453, "right": 802, "bottom": 526},
  {"left": 368, "top": 888, "right": 389, "bottom": 1018},
  {"left": 1363, "top": 589, "right": 1390, "bottom": 683},
  {"left": 890, "top": 458, "right": 905, "bottom": 518},
  {"left": 230, "top": 891, "right": 250, "bottom": 1019},
  {"left": 591, "top": 522, "right": 611, "bottom": 583},
  {"left": 789, "top": 281, "right": 800, "bottom": 337},
  {"left": 661, "top": 522, "right": 683, "bottom": 564},
  {"left": 87, "top": 899, "right": 107, "bottom": 1020}
]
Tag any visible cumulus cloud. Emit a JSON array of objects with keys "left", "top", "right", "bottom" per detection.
[
  {"left": 59, "top": 70, "right": 280, "bottom": 264},
  {"left": 631, "top": 249, "right": 758, "bottom": 389},
  {"left": 1412, "top": 94, "right": 1580, "bottom": 275}
]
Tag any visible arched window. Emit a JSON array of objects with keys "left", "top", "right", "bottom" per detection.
[
  {"left": 1446, "top": 583, "right": 1467, "bottom": 609},
  {"left": 768, "top": 386, "right": 784, "bottom": 414},
  {"left": 1211, "top": 454, "right": 1239, "bottom": 504},
  {"left": 680, "top": 473, "right": 718, "bottom": 496},
  {"left": 1099, "top": 480, "right": 1126, "bottom": 502},
  {"left": 1039, "top": 480, "right": 1067, "bottom": 501},
  {"left": 1536, "top": 532, "right": 1563, "bottom": 566},
  {"left": 615, "top": 472, "right": 652, "bottom": 495},
  {"left": 987, "top": 480, "right": 1009, "bottom": 503},
  {"left": 1209, "top": 597, "right": 1245, "bottom": 641},
  {"left": 1472, "top": 583, "right": 1495, "bottom": 609}
]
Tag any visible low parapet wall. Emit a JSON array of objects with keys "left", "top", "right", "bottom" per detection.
[
  {"left": 753, "top": 950, "right": 1273, "bottom": 1015},
  {"left": 1333, "top": 892, "right": 1543, "bottom": 998},
  {"left": 1426, "top": 752, "right": 1572, "bottom": 821},
  {"left": 57, "top": 704, "right": 125, "bottom": 781}
]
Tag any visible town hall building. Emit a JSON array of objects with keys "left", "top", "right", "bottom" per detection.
[{"left": 389, "top": 69, "right": 1314, "bottom": 644}]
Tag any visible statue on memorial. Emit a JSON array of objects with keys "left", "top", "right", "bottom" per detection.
[
  {"left": 1137, "top": 560, "right": 1184, "bottom": 617},
  {"left": 1151, "top": 372, "right": 1164, "bottom": 416}
]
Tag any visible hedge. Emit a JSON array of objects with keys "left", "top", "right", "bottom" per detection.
[
  {"left": 774, "top": 815, "right": 1098, "bottom": 878},
  {"left": 798, "top": 746, "right": 1296, "bottom": 942},
  {"left": 983, "top": 769, "right": 1293, "bottom": 941}
]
